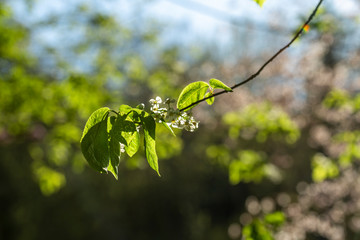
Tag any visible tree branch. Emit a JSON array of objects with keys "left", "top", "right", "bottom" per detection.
[{"left": 179, "top": 0, "right": 324, "bottom": 112}]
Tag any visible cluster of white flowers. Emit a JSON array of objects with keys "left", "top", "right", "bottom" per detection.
[
  {"left": 120, "top": 143, "right": 125, "bottom": 153},
  {"left": 148, "top": 96, "right": 199, "bottom": 132}
]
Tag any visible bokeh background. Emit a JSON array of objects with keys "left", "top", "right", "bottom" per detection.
[{"left": 1, "top": 0, "right": 360, "bottom": 239}]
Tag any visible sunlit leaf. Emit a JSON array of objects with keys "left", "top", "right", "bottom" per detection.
[
  {"left": 92, "top": 119, "right": 110, "bottom": 168},
  {"left": 80, "top": 108, "right": 109, "bottom": 172},
  {"left": 125, "top": 131, "right": 140, "bottom": 157},
  {"left": 161, "top": 121, "right": 176, "bottom": 137},
  {"left": 108, "top": 136, "right": 120, "bottom": 179},
  {"left": 252, "top": 0, "right": 266, "bottom": 7},
  {"left": 141, "top": 113, "right": 160, "bottom": 176},
  {"left": 112, "top": 115, "right": 140, "bottom": 157},
  {"left": 177, "top": 81, "right": 210, "bottom": 111},
  {"left": 119, "top": 104, "right": 133, "bottom": 115},
  {"left": 80, "top": 107, "right": 110, "bottom": 142},
  {"left": 80, "top": 107, "right": 110, "bottom": 173},
  {"left": 108, "top": 116, "right": 120, "bottom": 179},
  {"left": 209, "top": 78, "right": 232, "bottom": 92},
  {"left": 205, "top": 92, "right": 214, "bottom": 105}
]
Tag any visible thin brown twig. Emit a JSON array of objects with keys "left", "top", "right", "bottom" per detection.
[{"left": 179, "top": 0, "right": 324, "bottom": 112}]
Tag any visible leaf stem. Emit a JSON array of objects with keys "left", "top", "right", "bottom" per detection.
[
  {"left": 179, "top": 0, "right": 324, "bottom": 112},
  {"left": 110, "top": 110, "right": 120, "bottom": 116}
]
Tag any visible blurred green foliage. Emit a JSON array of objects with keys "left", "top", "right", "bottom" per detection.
[
  {"left": 0, "top": 1, "right": 183, "bottom": 194},
  {"left": 223, "top": 102, "right": 300, "bottom": 144},
  {"left": 242, "top": 211, "right": 285, "bottom": 240},
  {"left": 323, "top": 89, "right": 360, "bottom": 112},
  {"left": 311, "top": 90, "right": 360, "bottom": 183},
  {"left": 334, "top": 131, "right": 360, "bottom": 167},
  {"left": 309, "top": 7, "right": 339, "bottom": 34},
  {"left": 243, "top": 219, "right": 273, "bottom": 240},
  {"left": 229, "top": 150, "right": 281, "bottom": 184},
  {"left": 323, "top": 89, "right": 350, "bottom": 108},
  {"left": 263, "top": 211, "right": 286, "bottom": 227},
  {"left": 311, "top": 153, "right": 339, "bottom": 182}
]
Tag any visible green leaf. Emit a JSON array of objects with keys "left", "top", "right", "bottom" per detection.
[
  {"left": 204, "top": 92, "right": 214, "bottom": 105},
  {"left": 119, "top": 104, "right": 133, "bottom": 115},
  {"left": 92, "top": 118, "right": 110, "bottom": 170},
  {"left": 128, "top": 108, "right": 142, "bottom": 122},
  {"left": 80, "top": 107, "right": 110, "bottom": 142},
  {"left": 108, "top": 135, "right": 120, "bottom": 179},
  {"left": 112, "top": 115, "right": 140, "bottom": 157},
  {"left": 80, "top": 107, "right": 110, "bottom": 173},
  {"left": 209, "top": 78, "right": 232, "bottom": 92},
  {"left": 252, "top": 0, "right": 266, "bottom": 7},
  {"left": 161, "top": 121, "right": 176, "bottom": 137},
  {"left": 141, "top": 113, "right": 160, "bottom": 176},
  {"left": 177, "top": 81, "right": 210, "bottom": 111},
  {"left": 108, "top": 116, "right": 120, "bottom": 179},
  {"left": 125, "top": 130, "right": 140, "bottom": 157}
]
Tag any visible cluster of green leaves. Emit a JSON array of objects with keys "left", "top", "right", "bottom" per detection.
[
  {"left": 229, "top": 150, "right": 281, "bottom": 185},
  {"left": 0, "top": 0, "right": 189, "bottom": 192},
  {"left": 323, "top": 89, "right": 360, "bottom": 112},
  {"left": 333, "top": 131, "right": 360, "bottom": 166},
  {"left": 206, "top": 145, "right": 282, "bottom": 185},
  {"left": 311, "top": 153, "right": 339, "bottom": 182},
  {"left": 310, "top": 90, "right": 360, "bottom": 183},
  {"left": 80, "top": 78, "right": 233, "bottom": 178},
  {"left": 177, "top": 78, "right": 232, "bottom": 110},
  {"left": 312, "top": 89, "right": 360, "bottom": 182},
  {"left": 207, "top": 147, "right": 281, "bottom": 185},
  {"left": 0, "top": 6, "right": 88, "bottom": 195},
  {"left": 80, "top": 106, "right": 159, "bottom": 179},
  {"left": 205, "top": 102, "right": 299, "bottom": 185},
  {"left": 32, "top": 162, "right": 66, "bottom": 196},
  {"left": 223, "top": 102, "right": 300, "bottom": 144},
  {"left": 243, "top": 212, "right": 285, "bottom": 240}
]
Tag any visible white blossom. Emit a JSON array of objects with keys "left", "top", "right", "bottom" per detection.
[
  {"left": 149, "top": 96, "right": 162, "bottom": 105},
  {"left": 148, "top": 96, "right": 199, "bottom": 132},
  {"left": 120, "top": 143, "right": 125, "bottom": 153}
]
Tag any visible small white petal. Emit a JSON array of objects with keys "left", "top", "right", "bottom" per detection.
[{"left": 156, "top": 96, "right": 162, "bottom": 104}]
